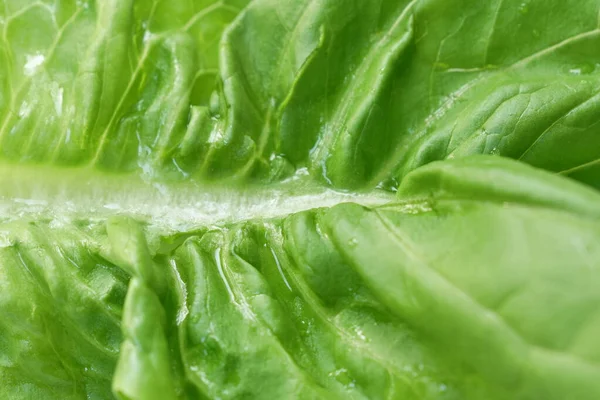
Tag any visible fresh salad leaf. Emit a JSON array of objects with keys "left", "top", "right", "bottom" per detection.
[{"left": 1, "top": 1, "right": 599, "bottom": 399}]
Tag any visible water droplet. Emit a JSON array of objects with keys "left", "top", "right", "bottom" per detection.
[
  {"left": 18, "top": 101, "right": 32, "bottom": 118},
  {"left": 143, "top": 29, "right": 152, "bottom": 43},
  {"left": 328, "top": 368, "right": 353, "bottom": 385},
  {"left": 50, "top": 83, "right": 63, "bottom": 116},
  {"left": 398, "top": 203, "right": 433, "bottom": 214},
  {"left": 348, "top": 237, "right": 358, "bottom": 247},
  {"left": 567, "top": 63, "right": 595, "bottom": 75},
  {"left": 354, "top": 327, "right": 366, "bottom": 340},
  {"left": 24, "top": 53, "right": 44, "bottom": 76},
  {"left": 0, "top": 231, "right": 12, "bottom": 248},
  {"left": 518, "top": 2, "right": 529, "bottom": 13}
]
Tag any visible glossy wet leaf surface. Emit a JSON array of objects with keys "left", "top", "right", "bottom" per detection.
[{"left": 1, "top": 1, "right": 599, "bottom": 399}]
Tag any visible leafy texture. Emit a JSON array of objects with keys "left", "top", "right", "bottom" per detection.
[
  {"left": 3, "top": 157, "right": 600, "bottom": 399},
  {"left": 2, "top": 0, "right": 600, "bottom": 187},
  {"left": 0, "top": 220, "right": 126, "bottom": 399},
  {"left": 1, "top": 0, "right": 600, "bottom": 399},
  {"left": 0, "top": 0, "right": 248, "bottom": 177}
]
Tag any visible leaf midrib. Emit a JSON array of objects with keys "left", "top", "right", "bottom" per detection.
[{"left": 0, "top": 163, "right": 395, "bottom": 229}]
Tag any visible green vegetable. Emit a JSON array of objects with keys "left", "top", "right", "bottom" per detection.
[{"left": 1, "top": 1, "right": 599, "bottom": 399}]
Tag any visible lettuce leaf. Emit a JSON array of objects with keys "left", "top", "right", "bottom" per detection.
[{"left": 1, "top": 1, "right": 599, "bottom": 399}]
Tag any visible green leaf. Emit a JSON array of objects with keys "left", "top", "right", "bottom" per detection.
[
  {"left": 0, "top": 0, "right": 249, "bottom": 177},
  {"left": 3, "top": 157, "right": 600, "bottom": 399},
  {"left": 0, "top": 220, "right": 126, "bottom": 399},
  {"left": 2, "top": 0, "right": 599, "bottom": 187},
  {"left": 214, "top": 0, "right": 415, "bottom": 182},
  {"left": 374, "top": 0, "right": 600, "bottom": 190},
  {"left": 1, "top": 0, "right": 600, "bottom": 399},
  {"left": 322, "top": 158, "right": 600, "bottom": 399},
  {"left": 210, "top": 0, "right": 600, "bottom": 188}
]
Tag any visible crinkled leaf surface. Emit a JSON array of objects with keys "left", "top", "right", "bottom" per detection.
[{"left": 1, "top": 0, "right": 600, "bottom": 399}]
